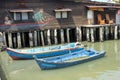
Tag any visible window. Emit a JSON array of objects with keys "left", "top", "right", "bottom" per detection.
[
  {"left": 55, "top": 11, "right": 68, "bottom": 19},
  {"left": 14, "top": 12, "right": 21, "bottom": 20},
  {"left": 14, "top": 12, "right": 29, "bottom": 21},
  {"left": 10, "top": 9, "right": 33, "bottom": 21},
  {"left": 12, "top": 12, "right": 33, "bottom": 21},
  {"left": 54, "top": 8, "right": 72, "bottom": 19},
  {"left": 22, "top": 12, "right": 28, "bottom": 20},
  {"left": 62, "top": 11, "right": 67, "bottom": 18},
  {"left": 55, "top": 12, "right": 61, "bottom": 18}
]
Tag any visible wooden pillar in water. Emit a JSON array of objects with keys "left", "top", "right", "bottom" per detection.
[
  {"left": 105, "top": 26, "right": 109, "bottom": 40},
  {"left": 60, "top": 29, "right": 64, "bottom": 44},
  {"left": 119, "top": 26, "right": 120, "bottom": 39},
  {"left": 76, "top": 26, "right": 82, "bottom": 42},
  {"left": 90, "top": 28, "right": 94, "bottom": 42},
  {"left": 3, "top": 32, "right": 7, "bottom": 46},
  {"left": 8, "top": 32, "right": 13, "bottom": 48},
  {"left": 17, "top": 32, "right": 22, "bottom": 48},
  {"left": 114, "top": 25, "right": 118, "bottom": 39},
  {"left": 29, "top": 31, "right": 33, "bottom": 47},
  {"left": 37, "top": 31, "right": 40, "bottom": 46},
  {"left": 100, "top": 26, "right": 104, "bottom": 42},
  {"left": 34, "top": 31, "right": 37, "bottom": 47},
  {"left": 76, "top": 27, "right": 79, "bottom": 42},
  {"left": 40, "top": 31, "right": 45, "bottom": 46},
  {"left": 47, "top": 29, "right": 51, "bottom": 45},
  {"left": 22, "top": 32, "right": 25, "bottom": 47},
  {"left": 66, "top": 28, "right": 70, "bottom": 43},
  {"left": 86, "top": 28, "right": 90, "bottom": 42},
  {"left": 79, "top": 26, "right": 82, "bottom": 41},
  {"left": 110, "top": 26, "right": 114, "bottom": 39},
  {"left": 13, "top": 33, "right": 17, "bottom": 48},
  {"left": 54, "top": 29, "right": 58, "bottom": 44}
]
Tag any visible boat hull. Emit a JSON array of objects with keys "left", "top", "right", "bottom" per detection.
[
  {"left": 6, "top": 47, "right": 83, "bottom": 60},
  {"left": 35, "top": 50, "right": 105, "bottom": 70}
]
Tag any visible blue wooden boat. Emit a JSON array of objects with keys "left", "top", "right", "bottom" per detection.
[
  {"left": 34, "top": 49, "right": 105, "bottom": 70},
  {"left": 5, "top": 42, "right": 84, "bottom": 60}
]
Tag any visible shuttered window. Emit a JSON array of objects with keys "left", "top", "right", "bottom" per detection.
[
  {"left": 22, "top": 12, "right": 28, "bottom": 20},
  {"left": 55, "top": 11, "right": 68, "bottom": 19},
  {"left": 13, "top": 12, "right": 32, "bottom": 21},
  {"left": 62, "top": 11, "right": 67, "bottom": 18},
  {"left": 55, "top": 12, "right": 61, "bottom": 18}
]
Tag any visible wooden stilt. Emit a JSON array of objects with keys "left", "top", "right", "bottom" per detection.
[
  {"left": 37, "top": 31, "right": 40, "bottom": 46},
  {"left": 61, "top": 29, "right": 64, "bottom": 44},
  {"left": 47, "top": 29, "right": 51, "bottom": 45},
  {"left": 90, "top": 28, "right": 94, "bottom": 42},
  {"left": 34, "top": 31, "right": 37, "bottom": 46},
  {"left": 3, "top": 32, "right": 7, "bottom": 46},
  {"left": 76, "top": 26, "right": 82, "bottom": 41},
  {"left": 22, "top": 32, "right": 25, "bottom": 47},
  {"left": 67, "top": 28, "right": 70, "bottom": 43},
  {"left": 114, "top": 25, "right": 118, "bottom": 39},
  {"left": 110, "top": 26, "right": 114, "bottom": 39},
  {"left": 13, "top": 33, "right": 17, "bottom": 48},
  {"left": 100, "top": 26, "right": 104, "bottom": 42},
  {"left": 86, "top": 28, "right": 90, "bottom": 42},
  {"left": 54, "top": 29, "right": 58, "bottom": 44},
  {"left": 8, "top": 32, "right": 13, "bottom": 48},
  {"left": 79, "top": 26, "right": 82, "bottom": 41},
  {"left": 105, "top": 26, "right": 109, "bottom": 40},
  {"left": 17, "top": 32, "right": 22, "bottom": 48},
  {"left": 76, "top": 27, "right": 79, "bottom": 42},
  {"left": 119, "top": 26, "right": 120, "bottom": 39},
  {"left": 29, "top": 31, "right": 33, "bottom": 47},
  {"left": 41, "top": 31, "right": 45, "bottom": 46}
]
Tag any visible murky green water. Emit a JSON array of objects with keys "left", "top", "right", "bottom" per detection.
[{"left": 0, "top": 40, "right": 120, "bottom": 80}]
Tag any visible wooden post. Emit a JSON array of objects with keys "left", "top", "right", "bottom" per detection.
[
  {"left": 17, "top": 32, "right": 22, "bottom": 48},
  {"left": 86, "top": 28, "right": 90, "bottom": 42},
  {"left": 8, "top": 32, "right": 13, "bottom": 48},
  {"left": 114, "top": 25, "right": 118, "bottom": 39},
  {"left": 105, "top": 26, "right": 109, "bottom": 40},
  {"left": 40, "top": 31, "right": 45, "bottom": 46},
  {"left": 37, "top": 31, "right": 40, "bottom": 46},
  {"left": 22, "top": 32, "right": 25, "bottom": 47},
  {"left": 76, "top": 26, "right": 82, "bottom": 42},
  {"left": 90, "top": 28, "right": 94, "bottom": 42},
  {"left": 119, "top": 26, "right": 120, "bottom": 39},
  {"left": 61, "top": 29, "right": 64, "bottom": 44},
  {"left": 76, "top": 27, "right": 79, "bottom": 42},
  {"left": 29, "top": 31, "right": 33, "bottom": 47},
  {"left": 34, "top": 31, "right": 38, "bottom": 47},
  {"left": 47, "top": 29, "right": 51, "bottom": 45},
  {"left": 67, "top": 28, "right": 70, "bottom": 43},
  {"left": 79, "top": 26, "right": 82, "bottom": 41},
  {"left": 110, "top": 26, "right": 114, "bottom": 39},
  {"left": 0, "top": 32, "right": 3, "bottom": 50},
  {"left": 2, "top": 32, "right": 7, "bottom": 46},
  {"left": 13, "top": 33, "right": 17, "bottom": 48},
  {"left": 100, "top": 26, "right": 104, "bottom": 42},
  {"left": 54, "top": 29, "right": 58, "bottom": 44}
]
